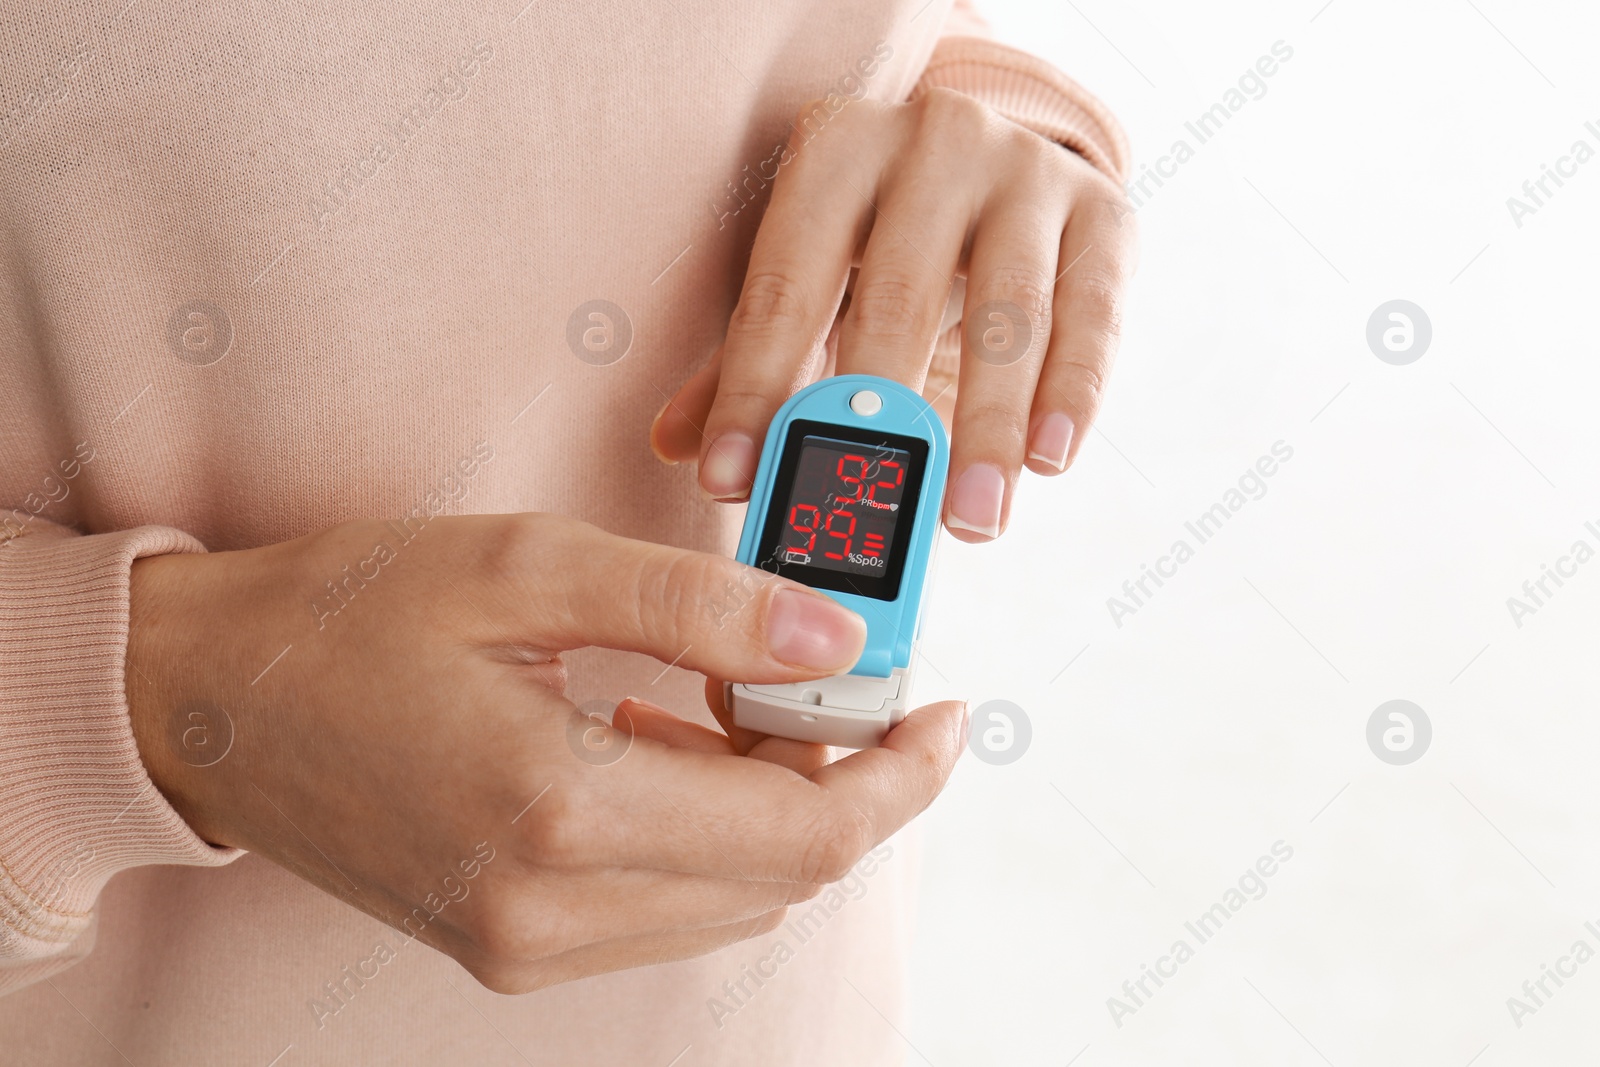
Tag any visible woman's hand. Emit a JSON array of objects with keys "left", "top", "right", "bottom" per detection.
[
  {"left": 127, "top": 513, "right": 966, "bottom": 993},
  {"left": 651, "top": 88, "right": 1136, "bottom": 542}
]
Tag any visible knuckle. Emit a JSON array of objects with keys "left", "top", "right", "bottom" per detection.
[
  {"left": 1004, "top": 122, "right": 1063, "bottom": 175},
  {"left": 517, "top": 788, "right": 585, "bottom": 868},
  {"left": 708, "top": 558, "right": 778, "bottom": 632},
  {"left": 796, "top": 806, "right": 871, "bottom": 884},
  {"left": 635, "top": 549, "right": 721, "bottom": 646},
  {"left": 850, "top": 274, "right": 939, "bottom": 338},
  {"left": 460, "top": 958, "right": 532, "bottom": 995},
  {"left": 459, "top": 895, "right": 553, "bottom": 968},
  {"left": 730, "top": 270, "right": 813, "bottom": 338},
  {"left": 1054, "top": 356, "right": 1111, "bottom": 414},
  {"left": 961, "top": 396, "right": 1030, "bottom": 443},
  {"left": 917, "top": 87, "right": 991, "bottom": 142},
  {"left": 973, "top": 266, "right": 1053, "bottom": 328},
  {"left": 476, "top": 512, "right": 540, "bottom": 581},
  {"left": 1068, "top": 272, "right": 1126, "bottom": 338},
  {"left": 476, "top": 512, "right": 575, "bottom": 592}
]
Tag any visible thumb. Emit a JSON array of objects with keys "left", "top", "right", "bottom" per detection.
[{"left": 513, "top": 514, "right": 867, "bottom": 684}]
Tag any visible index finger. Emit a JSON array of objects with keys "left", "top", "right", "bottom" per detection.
[
  {"left": 692, "top": 107, "right": 884, "bottom": 501},
  {"left": 541, "top": 699, "right": 968, "bottom": 883}
]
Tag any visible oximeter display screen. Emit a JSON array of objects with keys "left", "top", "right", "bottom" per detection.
[
  {"left": 755, "top": 420, "right": 929, "bottom": 601},
  {"left": 778, "top": 437, "right": 911, "bottom": 577}
]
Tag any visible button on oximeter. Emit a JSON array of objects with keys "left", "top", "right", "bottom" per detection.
[{"left": 849, "top": 389, "right": 882, "bottom": 416}]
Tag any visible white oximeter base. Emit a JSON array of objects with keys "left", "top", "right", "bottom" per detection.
[{"left": 730, "top": 665, "right": 915, "bottom": 750}]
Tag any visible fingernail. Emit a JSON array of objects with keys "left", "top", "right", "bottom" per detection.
[
  {"left": 620, "top": 696, "right": 671, "bottom": 715},
  {"left": 648, "top": 402, "right": 680, "bottom": 465},
  {"left": 946, "top": 463, "right": 1005, "bottom": 539},
  {"left": 702, "top": 433, "right": 755, "bottom": 500},
  {"left": 959, "top": 701, "right": 972, "bottom": 749},
  {"left": 1027, "top": 412, "right": 1075, "bottom": 472},
  {"left": 768, "top": 589, "right": 865, "bottom": 671},
  {"left": 648, "top": 431, "right": 679, "bottom": 466}
]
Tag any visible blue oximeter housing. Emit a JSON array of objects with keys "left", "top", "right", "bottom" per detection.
[{"left": 729, "top": 374, "right": 948, "bottom": 746}]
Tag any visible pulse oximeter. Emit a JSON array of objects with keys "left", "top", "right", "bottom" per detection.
[{"left": 727, "top": 374, "right": 949, "bottom": 749}]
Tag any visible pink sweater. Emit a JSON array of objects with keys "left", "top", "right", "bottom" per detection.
[{"left": 0, "top": 1, "right": 1126, "bottom": 1061}]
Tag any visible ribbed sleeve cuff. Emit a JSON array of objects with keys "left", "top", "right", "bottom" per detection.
[
  {"left": 0, "top": 524, "right": 240, "bottom": 967},
  {"left": 910, "top": 35, "right": 1132, "bottom": 184}
]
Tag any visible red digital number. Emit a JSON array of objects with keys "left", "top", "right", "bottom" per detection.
[
  {"left": 835, "top": 455, "right": 867, "bottom": 501},
  {"left": 787, "top": 503, "right": 820, "bottom": 554},
  {"left": 867, "top": 460, "right": 903, "bottom": 502},
  {"left": 822, "top": 507, "right": 856, "bottom": 560}
]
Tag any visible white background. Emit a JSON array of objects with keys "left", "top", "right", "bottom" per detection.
[{"left": 908, "top": 2, "right": 1600, "bottom": 1064}]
